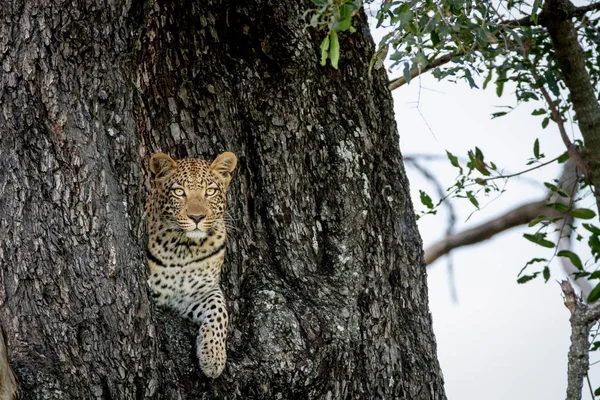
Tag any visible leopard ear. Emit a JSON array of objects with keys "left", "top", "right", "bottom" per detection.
[
  {"left": 210, "top": 152, "right": 237, "bottom": 188},
  {"left": 149, "top": 153, "right": 177, "bottom": 180}
]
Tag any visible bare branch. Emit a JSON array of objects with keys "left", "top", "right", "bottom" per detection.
[
  {"left": 560, "top": 280, "right": 600, "bottom": 400},
  {"left": 424, "top": 200, "right": 550, "bottom": 265}
]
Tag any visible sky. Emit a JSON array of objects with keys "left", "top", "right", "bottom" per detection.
[{"left": 391, "top": 59, "right": 599, "bottom": 400}]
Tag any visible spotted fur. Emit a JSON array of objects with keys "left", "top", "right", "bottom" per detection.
[{"left": 146, "top": 152, "right": 237, "bottom": 378}]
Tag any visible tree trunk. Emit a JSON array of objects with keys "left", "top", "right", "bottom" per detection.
[{"left": 0, "top": 0, "right": 446, "bottom": 398}]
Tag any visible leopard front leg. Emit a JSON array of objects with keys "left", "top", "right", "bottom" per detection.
[{"left": 182, "top": 287, "right": 229, "bottom": 378}]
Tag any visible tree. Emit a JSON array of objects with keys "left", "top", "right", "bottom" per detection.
[
  {"left": 330, "top": 0, "right": 600, "bottom": 398},
  {"left": 0, "top": 0, "right": 445, "bottom": 398}
]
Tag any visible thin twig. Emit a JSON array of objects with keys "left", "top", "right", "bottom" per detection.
[
  {"left": 537, "top": 83, "right": 590, "bottom": 181},
  {"left": 586, "top": 373, "right": 595, "bottom": 399},
  {"left": 479, "top": 154, "right": 562, "bottom": 183}
]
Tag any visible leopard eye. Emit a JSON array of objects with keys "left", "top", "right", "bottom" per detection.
[
  {"left": 205, "top": 187, "right": 218, "bottom": 197},
  {"left": 171, "top": 188, "right": 185, "bottom": 197}
]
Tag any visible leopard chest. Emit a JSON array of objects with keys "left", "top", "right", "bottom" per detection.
[{"left": 147, "top": 233, "right": 226, "bottom": 309}]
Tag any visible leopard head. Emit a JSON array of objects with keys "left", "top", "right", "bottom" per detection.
[{"left": 148, "top": 152, "right": 237, "bottom": 240}]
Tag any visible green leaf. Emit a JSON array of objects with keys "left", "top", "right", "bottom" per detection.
[
  {"left": 533, "top": 138, "right": 540, "bottom": 159},
  {"left": 583, "top": 223, "right": 600, "bottom": 235},
  {"left": 464, "top": 69, "right": 479, "bottom": 89},
  {"left": 523, "top": 233, "right": 555, "bottom": 248},
  {"left": 446, "top": 150, "right": 462, "bottom": 174},
  {"left": 329, "top": 30, "right": 339, "bottom": 69},
  {"left": 570, "top": 208, "right": 596, "bottom": 220},
  {"left": 531, "top": 108, "right": 546, "bottom": 116},
  {"left": 590, "top": 235, "right": 600, "bottom": 262},
  {"left": 557, "top": 151, "right": 570, "bottom": 163},
  {"left": 531, "top": 0, "right": 542, "bottom": 17},
  {"left": 430, "top": 30, "right": 440, "bottom": 46},
  {"left": 547, "top": 202, "right": 568, "bottom": 213},
  {"left": 320, "top": 35, "right": 330, "bottom": 66},
  {"left": 466, "top": 191, "right": 479, "bottom": 209},
  {"left": 518, "top": 258, "right": 547, "bottom": 277},
  {"left": 557, "top": 250, "right": 583, "bottom": 270},
  {"left": 517, "top": 273, "right": 538, "bottom": 284},
  {"left": 482, "top": 70, "right": 492, "bottom": 90},
  {"left": 590, "top": 271, "right": 600, "bottom": 279},
  {"left": 337, "top": 4, "right": 352, "bottom": 31},
  {"left": 542, "top": 117, "right": 549, "bottom": 129},
  {"left": 588, "top": 282, "right": 600, "bottom": 303},
  {"left": 420, "top": 190, "right": 434, "bottom": 209},
  {"left": 595, "top": 386, "right": 600, "bottom": 396},
  {"left": 528, "top": 215, "right": 546, "bottom": 227},
  {"left": 542, "top": 266, "right": 550, "bottom": 282},
  {"left": 402, "top": 62, "right": 412, "bottom": 85},
  {"left": 545, "top": 70, "right": 560, "bottom": 96},
  {"left": 496, "top": 70, "right": 506, "bottom": 97}
]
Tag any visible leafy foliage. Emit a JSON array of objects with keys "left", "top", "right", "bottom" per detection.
[{"left": 305, "top": 0, "right": 362, "bottom": 69}]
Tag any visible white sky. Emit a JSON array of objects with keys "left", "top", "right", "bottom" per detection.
[{"left": 392, "top": 65, "right": 599, "bottom": 399}]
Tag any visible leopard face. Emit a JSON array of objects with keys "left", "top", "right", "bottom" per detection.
[{"left": 147, "top": 152, "right": 237, "bottom": 240}]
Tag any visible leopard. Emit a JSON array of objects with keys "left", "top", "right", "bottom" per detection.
[{"left": 145, "top": 151, "right": 237, "bottom": 378}]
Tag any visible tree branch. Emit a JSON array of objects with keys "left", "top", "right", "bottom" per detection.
[
  {"left": 424, "top": 200, "right": 550, "bottom": 265},
  {"left": 501, "top": 2, "right": 600, "bottom": 26},
  {"left": 389, "top": 51, "right": 457, "bottom": 91},
  {"left": 424, "top": 160, "right": 593, "bottom": 295},
  {"left": 544, "top": 0, "right": 600, "bottom": 218},
  {"left": 560, "top": 280, "right": 600, "bottom": 400}
]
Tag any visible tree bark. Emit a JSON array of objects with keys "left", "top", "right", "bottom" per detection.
[{"left": 0, "top": 0, "right": 445, "bottom": 399}]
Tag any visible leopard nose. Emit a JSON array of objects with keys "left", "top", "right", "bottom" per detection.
[{"left": 189, "top": 214, "right": 206, "bottom": 224}]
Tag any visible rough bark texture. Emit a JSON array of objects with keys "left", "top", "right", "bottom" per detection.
[
  {"left": 0, "top": 1, "right": 445, "bottom": 399},
  {"left": 560, "top": 280, "right": 600, "bottom": 400}
]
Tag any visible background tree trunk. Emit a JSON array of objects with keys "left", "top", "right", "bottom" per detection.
[{"left": 0, "top": 0, "right": 446, "bottom": 398}]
